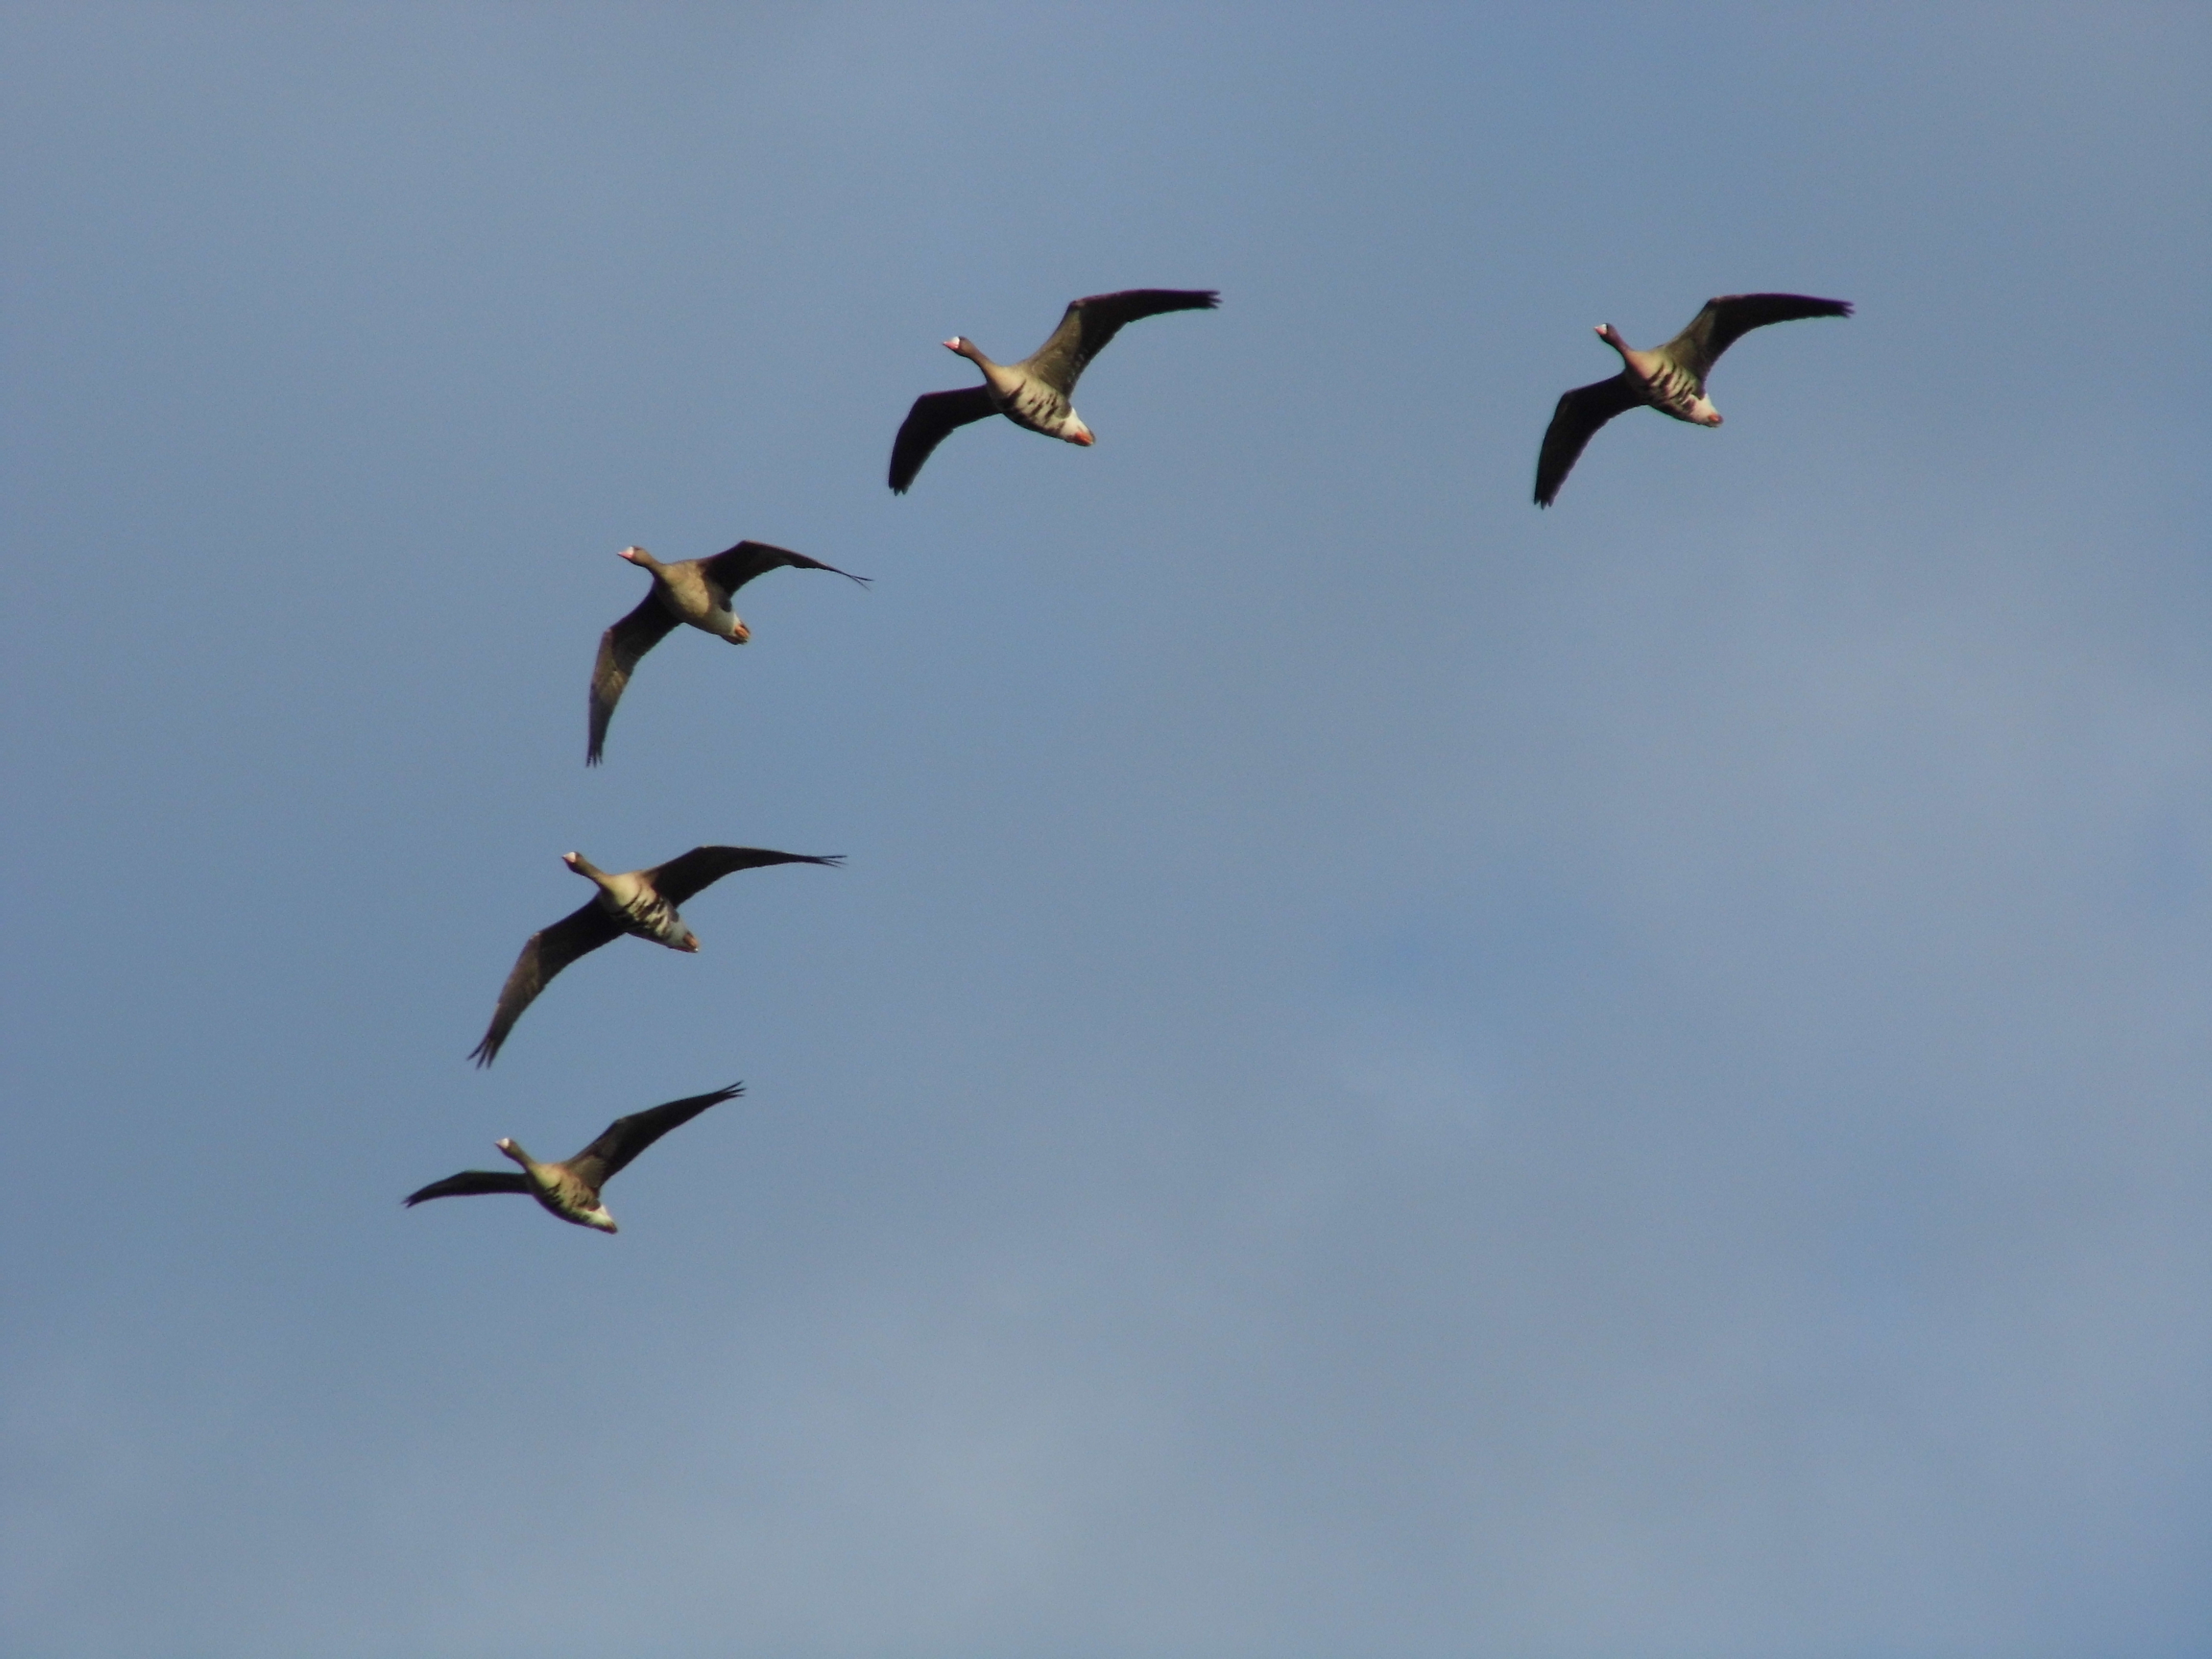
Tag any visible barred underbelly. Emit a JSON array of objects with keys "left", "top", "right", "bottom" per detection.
[
  {"left": 1003, "top": 383, "right": 1071, "bottom": 435},
  {"left": 619, "top": 890, "right": 687, "bottom": 945},
  {"left": 533, "top": 1174, "right": 601, "bottom": 1226},
  {"left": 1647, "top": 365, "right": 1705, "bottom": 421}
]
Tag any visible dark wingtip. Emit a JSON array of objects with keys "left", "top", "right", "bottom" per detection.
[{"left": 470, "top": 1043, "right": 496, "bottom": 1069}]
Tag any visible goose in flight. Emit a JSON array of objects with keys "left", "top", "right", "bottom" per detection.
[
  {"left": 1534, "top": 293, "right": 1851, "bottom": 506},
  {"left": 589, "top": 541, "right": 868, "bottom": 765},
  {"left": 889, "top": 288, "right": 1219, "bottom": 493},
  {"left": 470, "top": 847, "right": 842, "bottom": 1066},
  {"left": 404, "top": 1082, "right": 743, "bottom": 1232}
]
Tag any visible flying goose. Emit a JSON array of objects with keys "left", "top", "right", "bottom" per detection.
[
  {"left": 888, "top": 288, "right": 1220, "bottom": 493},
  {"left": 1534, "top": 293, "right": 1852, "bottom": 506},
  {"left": 470, "top": 846, "right": 842, "bottom": 1066},
  {"left": 589, "top": 541, "right": 868, "bottom": 765},
  {"left": 404, "top": 1082, "right": 743, "bottom": 1232}
]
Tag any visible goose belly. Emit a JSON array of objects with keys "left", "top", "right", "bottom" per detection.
[
  {"left": 1642, "top": 364, "right": 1713, "bottom": 424},
  {"left": 665, "top": 586, "right": 738, "bottom": 635},
  {"left": 597, "top": 884, "right": 690, "bottom": 947},
  {"left": 995, "top": 379, "right": 1075, "bottom": 437},
  {"left": 530, "top": 1172, "right": 615, "bottom": 1230},
  {"left": 692, "top": 601, "right": 742, "bottom": 639},
  {"left": 653, "top": 575, "right": 723, "bottom": 632},
  {"left": 624, "top": 891, "right": 690, "bottom": 947}
]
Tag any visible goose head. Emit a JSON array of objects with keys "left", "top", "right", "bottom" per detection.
[
  {"left": 617, "top": 545, "right": 661, "bottom": 572},
  {"left": 561, "top": 851, "right": 606, "bottom": 881},
  {"left": 944, "top": 336, "right": 988, "bottom": 364}
]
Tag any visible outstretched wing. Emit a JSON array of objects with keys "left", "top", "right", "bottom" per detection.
[
  {"left": 568, "top": 1081, "right": 745, "bottom": 1190},
  {"left": 403, "top": 1169, "right": 532, "bottom": 1206},
  {"left": 588, "top": 593, "right": 681, "bottom": 765},
  {"left": 1535, "top": 375, "right": 1644, "bottom": 506},
  {"left": 469, "top": 901, "right": 626, "bottom": 1066},
  {"left": 1022, "top": 289, "right": 1219, "bottom": 394},
  {"left": 1662, "top": 293, "right": 1852, "bottom": 383},
  {"left": 700, "top": 541, "right": 872, "bottom": 594},
  {"left": 644, "top": 846, "right": 845, "bottom": 906},
  {"left": 889, "top": 387, "right": 997, "bottom": 493}
]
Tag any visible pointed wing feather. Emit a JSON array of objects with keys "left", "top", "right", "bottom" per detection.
[
  {"left": 403, "top": 1170, "right": 533, "bottom": 1205},
  {"left": 567, "top": 1081, "right": 745, "bottom": 1190},
  {"left": 1535, "top": 375, "right": 1644, "bottom": 506},
  {"left": 469, "top": 900, "right": 625, "bottom": 1066},
  {"left": 699, "top": 541, "right": 871, "bottom": 594},
  {"left": 587, "top": 593, "right": 681, "bottom": 765},
  {"left": 1661, "top": 293, "right": 1852, "bottom": 383},
  {"left": 644, "top": 846, "right": 845, "bottom": 906},
  {"left": 1021, "top": 289, "right": 1219, "bottom": 394},
  {"left": 889, "top": 386, "right": 998, "bottom": 493}
]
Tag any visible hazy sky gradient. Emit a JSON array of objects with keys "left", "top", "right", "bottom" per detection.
[{"left": 4, "top": 5, "right": 2208, "bottom": 1656}]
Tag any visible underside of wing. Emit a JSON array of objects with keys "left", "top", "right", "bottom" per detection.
[
  {"left": 588, "top": 594, "right": 680, "bottom": 765},
  {"left": 1535, "top": 375, "right": 1643, "bottom": 506},
  {"left": 469, "top": 901, "right": 625, "bottom": 1066},
  {"left": 570, "top": 1081, "right": 745, "bottom": 1188},
  {"left": 403, "top": 1169, "right": 532, "bottom": 1205},
  {"left": 1024, "top": 288, "right": 1219, "bottom": 393},
  {"left": 645, "top": 846, "right": 845, "bottom": 906},
  {"left": 889, "top": 386, "right": 997, "bottom": 493},
  {"left": 1666, "top": 293, "right": 1853, "bottom": 381},
  {"left": 701, "top": 541, "right": 870, "bottom": 592}
]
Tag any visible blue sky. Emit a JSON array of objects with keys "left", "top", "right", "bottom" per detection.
[{"left": 3, "top": 5, "right": 2207, "bottom": 1655}]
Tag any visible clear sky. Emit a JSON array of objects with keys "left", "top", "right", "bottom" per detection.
[{"left": 3, "top": 5, "right": 2207, "bottom": 1656}]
